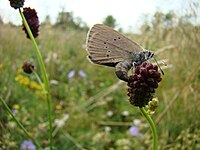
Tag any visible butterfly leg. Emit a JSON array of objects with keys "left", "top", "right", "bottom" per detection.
[
  {"left": 133, "top": 62, "right": 137, "bottom": 68},
  {"left": 115, "top": 61, "right": 132, "bottom": 82}
]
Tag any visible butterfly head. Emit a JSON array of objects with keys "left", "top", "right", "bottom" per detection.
[
  {"left": 144, "top": 50, "right": 154, "bottom": 60},
  {"left": 136, "top": 50, "right": 164, "bottom": 75},
  {"left": 133, "top": 50, "right": 154, "bottom": 67}
]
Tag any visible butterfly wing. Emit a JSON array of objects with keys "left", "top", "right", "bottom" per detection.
[{"left": 86, "top": 24, "right": 144, "bottom": 67}]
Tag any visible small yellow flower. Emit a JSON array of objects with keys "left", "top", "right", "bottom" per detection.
[
  {"left": 20, "top": 76, "right": 30, "bottom": 86},
  {"left": 55, "top": 104, "right": 62, "bottom": 110},
  {"left": 17, "top": 68, "right": 23, "bottom": 74},
  {"left": 15, "top": 74, "right": 23, "bottom": 82},
  {"left": 29, "top": 81, "right": 42, "bottom": 90},
  {"left": 15, "top": 74, "right": 30, "bottom": 86},
  {"left": 12, "top": 104, "right": 20, "bottom": 110}
]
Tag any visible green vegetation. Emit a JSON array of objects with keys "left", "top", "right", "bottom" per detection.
[
  {"left": 103, "top": 15, "right": 117, "bottom": 28},
  {"left": 0, "top": 9, "right": 200, "bottom": 149}
]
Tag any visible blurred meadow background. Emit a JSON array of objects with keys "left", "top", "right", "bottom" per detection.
[{"left": 0, "top": 0, "right": 200, "bottom": 149}]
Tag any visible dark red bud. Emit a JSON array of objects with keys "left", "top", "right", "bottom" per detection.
[
  {"left": 148, "top": 70, "right": 161, "bottom": 78},
  {"left": 138, "top": 74, "right": 145, "bottom": 81},
  {"left": 140, "top": 82, "right": 148, "bottom": 88},
  {"left": 140, "top": 68, "right": 148, "bottom": 76},
  {"left": 153, "top": 65, "right": 158, "bottom": 71},
  {"left": 157, "top": 77, "right": 162, "bottom": 82},
  {"left": 129, "top": 74, "right": 138, "bottom": 81},
  {"left": 141, "top": 62, "right": 147, "bottom": 67},
  {"left": 135, "top": 67, "right": 140, "bottom": 74},
  {"left": 146, "top": 78, "right": 155, "bottom": 85},
  {"left": 134, "top": 81, "right": 140, "bottom": 88},
  {"left": 150, "top": 82, "right": 158, "bottom": 88},
  {"left": 146, "top": 63, "right": 154, "bottom": 70}
]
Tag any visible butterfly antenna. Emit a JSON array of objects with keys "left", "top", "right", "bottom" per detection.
[{"left": 153, "top": 57, "right": 164, "bottom": 75}]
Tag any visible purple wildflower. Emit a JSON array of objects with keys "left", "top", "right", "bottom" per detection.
[
  {"left": 12, "top": 109, "right": 18, "bottom": 114},
  {"left": 78, "top": 70, "right": 86, "bottom": 78},
  {"left": 67, "top": 70, "right": 75, "bottom": 78},
  {"left": 129, "top": 126, "right": 139, "bottom": 137},
  {"left": 21, "top": 140, "right": 36, "bottom": 150}
]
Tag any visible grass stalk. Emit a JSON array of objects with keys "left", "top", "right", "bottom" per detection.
[{"left": 0, "top": 96, "right": 42, "bottom": 149}]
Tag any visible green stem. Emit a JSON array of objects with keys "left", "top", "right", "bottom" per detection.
[
  {"left": 0, "top": 96, "right": 42, "bottom": 149},
  {"left": 33, "top": 71, "right": 46, "bottom": 92},
  {"left": 19, "top": 8, "right": 53, "bottom": 149},
  {"left": 18, "top": 9, "right": 49, "bottom": 91},
  {"left": 139, "top": 107, "right": 157, "bottom": 150}
]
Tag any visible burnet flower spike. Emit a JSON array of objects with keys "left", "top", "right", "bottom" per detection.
[
  {"left": 127, "top": 62, "right": 162, "bottom": 108},
  {"left": 9, "top": 0, "right": 24, "bottom": 9},
  {"left": 22, "top": 7, "right": 40, "bottom": 39},
  {"left": 22, "top": 61, "right": 36, "bottom": 74}
]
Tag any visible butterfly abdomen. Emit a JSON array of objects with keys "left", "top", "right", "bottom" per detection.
[{"left": 115, "top": 61, "right": 132, "bottom": 82}]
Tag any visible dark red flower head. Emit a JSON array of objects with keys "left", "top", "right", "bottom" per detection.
[
  {"left": 127, "top": 62, "right": 162, "bottom": 107},
  {"left": 22, "top": 7, "right": 40, "bottom": 39},
  {"left": 9, "top": 0, "right": 24, "bottom": 9},
  {"left": 22, "top": 61, "right": 36, "bottom": 74}
]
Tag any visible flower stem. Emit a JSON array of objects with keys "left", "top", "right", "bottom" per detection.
[
  {"left": 33, "top": 71, "right": 46, "bottom": 92},
  {"left": 0, "top": 96, "right": 42, "bottom": 149},
  {"left": 139, "top": 107, "right": 157, "bottom": 150},
  {"left": 19, "top": 8, "right": 53, "bottom": 149}
]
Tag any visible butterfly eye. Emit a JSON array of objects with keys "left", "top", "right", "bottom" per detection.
[
  {"left": 148, "top": 51, "right": 154, "bottom": 58},
  {"left": 104, "top": 42, "right": 107, "bottom": 44},
  {"left": 147, "top": 51, "right": 151, "bottom": 57},
  {"left": 114, "top": 38, "right": 117, "bottom": 41},
  {"left": 118, "top": 37, "right": 121, "bottom": 39}
]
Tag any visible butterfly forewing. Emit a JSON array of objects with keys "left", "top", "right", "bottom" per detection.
[{"left": 86, "top": 24, "right": 144, "bottom": 67}]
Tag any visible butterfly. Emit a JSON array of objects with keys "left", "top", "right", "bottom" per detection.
[{"left": 86, "top": 24, "right": 156, "bottom": 82}]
